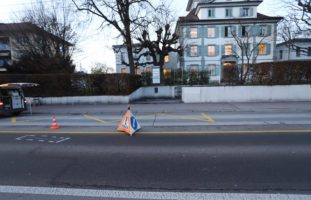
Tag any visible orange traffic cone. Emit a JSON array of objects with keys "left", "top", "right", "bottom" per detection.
[{"left": 50, "top": 116, "right": 60, "bottom": 129}]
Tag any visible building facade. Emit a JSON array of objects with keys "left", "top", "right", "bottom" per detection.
[
  {"left": 112, "top": 44, "right": 178, "bottom": 78},
  {"left": 276, "top": 38, "right": 311, "bottom": 61},
  {"left": 176, "top": 0, "right": 282, "bottom": 83},
  {"left": 0, "top": 22, "right": 72, "bottom": 72}
]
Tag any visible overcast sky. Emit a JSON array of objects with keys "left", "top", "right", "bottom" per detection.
[{"left": 0, "top": 0, "right": 288, "bottom": 73}]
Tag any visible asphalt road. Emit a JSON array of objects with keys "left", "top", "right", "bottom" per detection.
[{"left": 0, "top": 131, "right": 311, "bottom": 193}]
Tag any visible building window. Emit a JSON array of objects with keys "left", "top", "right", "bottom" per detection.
[
  {"left": 225, "top": 44, "right": 233, "bottom": 55},
  {"left": 208, "top": 45, "right": 216, "bottom": 56},
  {"left": 308, "top": 47, "right": 311, "bottom": 56},
  {"left": 242, "top": 8, "right": 249, "bottom": 17},
  {"left": 190, "top": 27, "right": 198, "bottom": 38},
  {"left": 259, "top": 25, "right": 267, "bottom": 37},
  {"left": 224, "top": 26, "right": 232, "bottom": 37},
  {"left": 241, "top": 26, "right": 249, "bottom": 37},
  {"left": 145, "top": 66, "right": 152, "bottom": 73},
  {"left": 165, "top": 55, "right": 170, "bottom": 63},
  {"left": 258, "top": 44, "right": 267, "bottom": 55},
  {"left": 225, "top": 8, "right": 232, "bottom": 17},
  {"left": 190, "top": 46, "right": 198, "bottom": 57},
  {"left": 121, "top": 68, "right": 126, "bottom": 74},
  {"left": 163, "top": 68, "right": 172, "bottom": 79},
  {"left": 279, "top": 50, "right": 283, "bottom": 59},
  {"left": 190, "top": 65, "right": 199, "bottom": 76},
  {"left": 296, "top": 47, "right": 301, "bottom": 57},
  {"left": 207, "top": 27, "right": 215, "bottom": 38},
  {"left": 208, "top": 64, "right": 216, "bottom": 76},
  {"left": 208, "top": 9, "right": 215, "bottom": 18},
  {"left": 135, "top": 67, "right": 141, "bottom": 75}
]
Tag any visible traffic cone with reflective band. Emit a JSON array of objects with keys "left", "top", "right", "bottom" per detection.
[{"left": 50, "top": 116, "right": 60, "bottom": 129}]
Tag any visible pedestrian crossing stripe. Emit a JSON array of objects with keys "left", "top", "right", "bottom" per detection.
[{"left": 117, "top": 111, "right": 141, "bottom": 136}]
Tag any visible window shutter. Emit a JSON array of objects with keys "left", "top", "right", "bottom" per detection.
[
  {"left": 215, "top": 45, "right": 219, "bottom": 56},
  {"left": 267, "top": 25, "right": 272, "bottom": 36},
  {"left": 212, "top": 9, "right": 215, "bottom": 18},
  {"left": 231, "top": 26, "right": 237, "bottom": 37},
  {"left": 233, "top": 44, "right": 237, "bottom": 55},
  {"left": 250, "top": 8, "right": 254, "bottom": 16},
  {"left": 240, "top": 8, "right": 243, "bottom": 17},
  {"left": 204, "top": 26, "right": 208, "bottom": 38},
  {"left": 201, "top": 45, "right": 207, "bottom": 56},
  {"left": 221, "top": 45, "right": 225, "bottom": 55},
  {"left": 251, "top": 25, "right": 259, "bottom": 36},
  {"left": 266, "top": 43, "right": 271, "bottom": 55},
  {"left": 197, "top": 45, "right": 201, "bottom": 56},
  {"left": 238, "top": 26, "right": 242, "bottom": 37},
  {"left": 221, "top": 26, "right": 224, "bottom": 37},
  {"left": 186, "top": 27, "right": 190, "bottom": 38},
  {"left": 186, "top": 47, "right": 191, "bottom": 57},
  {"left": 215, "top": 26, "right": 219, "bottom": 38},
  {"left": 216, "top": 65, "right": 220, "bottom": 76}
]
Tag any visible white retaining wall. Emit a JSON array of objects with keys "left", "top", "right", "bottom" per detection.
[
  {"left": 130, "top": 86, "right": 177, "bottom": 102},
  {"left": 28, "top": 86, "right": 177, "bottom": 105},
  {"left": 182, "top": 85, "right": 311, "bottom": 103},
  {"left": 28, "top": 95, "right": 129, "bottom": 105}
]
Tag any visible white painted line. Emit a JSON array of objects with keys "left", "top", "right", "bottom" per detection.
[
  {"left": 55, "top": 137, "right": 71, "bottom": 144},
  {"left": 0, "top": 185, "right": 310, "bottom": 200},
  {"left": 16, "top": 135, "right": 32, "bottom": 141}
]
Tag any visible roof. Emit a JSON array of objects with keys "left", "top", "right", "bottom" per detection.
[
  {"left": 277, "top": 38, "right": 311, "bottom": 46},
  {"left": 187, "top": 0, "right": 264, "bottom": 11},
  {"left": 177, "top": 11, "right": 283, "bottom": 24},
  {"left": 0, "top": 22, "right": 72, "bottom": 46}
]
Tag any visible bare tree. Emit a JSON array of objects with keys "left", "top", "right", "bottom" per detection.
[
  {"left": 72, "top": 0, "right": 159, "bottom": 75},
  {"left": 280, "top": 0, "right": 311, "bottom": 56},
  {"left": 135, "top": 24, "right": 183, "bottom": 81},
  {"left": 91, "top": 62, "right": 114, "bottom": 74},
  {"left": 231, "top": 23, "right": 272, "bottom": 84},
  {"left": 8, "top": 0, "right": 79, "bottom": 73}
]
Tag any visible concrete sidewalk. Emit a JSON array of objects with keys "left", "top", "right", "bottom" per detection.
[{"left": 27, "top": 101, "right": 311, "bottom": 115}]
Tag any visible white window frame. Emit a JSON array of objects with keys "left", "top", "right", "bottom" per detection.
[
  {"left": 190, "top": 27, "right": 198, "bottom": 39},
  {"left": 242, "top": 8, "right": 249, "bottom": 17},
  {"left": 259, "top": 25, "right": 268, "bottom": 37},
  {"left": 208, "top": 45, "right": 216, "bottom": 56},
  {"left": 208, "top": 64, "right": 216, "bottom": 76},
  {"left": 225, "top": 8, "right": 232, "bottom": 17},
  {"left": 190, "top": 46, "right": 199, "bottom": 57},
  {"left": 207, "top": 27, "right": 216, "bottom": 38},
  {"left": 225, "top": 44, "right": 233, "bottom": 55}
]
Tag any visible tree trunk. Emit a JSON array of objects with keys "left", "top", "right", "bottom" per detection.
[{"left": 125, "top": 33, "right": 135, "bottom": 75}]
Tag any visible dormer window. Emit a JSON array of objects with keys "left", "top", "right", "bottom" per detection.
[
  {"left": 225, "top": 8, "right": 232, "bottom": 17},
  {"left": 242, "top": 8, "right": 249, "bottom": 17},
  {"left": 207, "top": 9, "right": 215, "bottom": 18}
]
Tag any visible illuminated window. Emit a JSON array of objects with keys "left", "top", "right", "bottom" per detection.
[
  {"left": 225, "top": 44, "right": 232, "bottom": 55},
  {"left": 207, "top": 27, "right": 215, "bottom": 38},
  {"left": 190, "top": 27, "right": 198, "bottom": 38},
  {"left": 135, "top": 67, "right": 141, "bottom": 75},
  {"left": 163, "top": 68, "right": 172, "bottom": 79},
  {"left": 190, "top": 46, "right": 198, "bottom": 57},
  {"left": 165, "top": 55, "right": 170, "bottom": 63},
  {"left": 258, "top": 44, "right": 267, "bottom": 55},
  {"left": 121, "top": 68, "right": 126, "bottom": 74},
  {"left": 208, "top": 45, "right": 216, "bottom": 56}
]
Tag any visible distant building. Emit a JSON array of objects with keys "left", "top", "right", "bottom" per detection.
[
  {"left": 176, "top": 0, "right": 282, "bottom": 83},
  {"left": 276, "top": 38, "right": 311, "bottom": 61},
  {"left": 0, "top": 22, "right": 72, "bottom": 72},
  {"left": 112, "top": 44, "right": 178, "bottom": 78}
]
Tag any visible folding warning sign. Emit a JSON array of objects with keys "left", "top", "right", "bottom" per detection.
[{"left": 117, "top": 110, "right": 141, "bottom": 136}]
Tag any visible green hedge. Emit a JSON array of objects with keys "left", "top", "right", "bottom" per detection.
[{"left": 0, "top": 74, "right": 141, "bottom": 97}]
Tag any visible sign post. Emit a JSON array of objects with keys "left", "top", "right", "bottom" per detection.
[{"left": 152, "top": 67, "right": 160, "bottom": 84}]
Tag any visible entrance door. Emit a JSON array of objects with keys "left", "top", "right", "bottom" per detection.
[{"left": 222, "top": 61, "right": 237, "bottom": 83}]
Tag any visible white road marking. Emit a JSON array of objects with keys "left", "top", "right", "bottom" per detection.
[
  {"left": 55, "top": 137, "right": 71, "bottom": 144},
  {"left": 16, "top": 135, "right": 34, "bottom": 141},
  {"left": 0, "top": 185, "right": 310, "bottom": 200}
]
